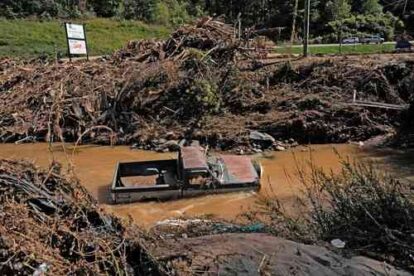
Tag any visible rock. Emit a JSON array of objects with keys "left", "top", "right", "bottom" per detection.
[
  {"left": 178, "top": 139, "right": 186, "bottom": 147},
  {"left": 249, "top": 131, "right": 275, "bottom": 143},
  {"left": 165, "top": 131, "right": 177, "bottom": 139},
  {"left": 331, "top": 239, "right": 346, "bottom": 249},
  {"left": 162, "top": 140, "right": 180, "bottom": 151},
  {"left": 159, "top": 138, "right": 167, "bottom": 144},
  {"left": 33, "top": 263, "right": 49, "bottom": 276},
  {"left": 253, "top": 148, "right": 262, "bottom": 153},
  {"left": 275, "top": 145, "right": 286, "bottom": 151}
]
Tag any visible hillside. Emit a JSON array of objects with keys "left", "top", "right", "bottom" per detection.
[{"left": 0, "top": 18, "right": 170, "bottom": 58}]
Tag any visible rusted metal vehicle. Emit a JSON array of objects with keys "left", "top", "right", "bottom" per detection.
[{"left": 111, "top": 146, "right": 262, "bottom": 203}]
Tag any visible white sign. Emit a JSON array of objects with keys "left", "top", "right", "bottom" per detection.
[
  {"left": 68, "top": 39, "right": 87, "bottom": 55},
  {"left": 66, "top": 23, "right": 85, "bottom": 39}
]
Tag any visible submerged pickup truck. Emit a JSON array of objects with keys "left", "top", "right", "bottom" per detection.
[{"left": 111, "top": 146, "right": 262, "bottom": 203}]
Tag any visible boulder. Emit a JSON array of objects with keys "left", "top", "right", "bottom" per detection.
[{"left": 249, "top": 131, "right": 275, "bottom": 143}]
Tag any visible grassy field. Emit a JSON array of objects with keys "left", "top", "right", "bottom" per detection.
[
  {"left": 275, "top": 43, "right": 396, "bottom": 55},
  {"left": 0, "top": 18, "right": 171, "bottom": 58},
  {"left": 0, "top": 18, "right": 398, "bottom": 58}
]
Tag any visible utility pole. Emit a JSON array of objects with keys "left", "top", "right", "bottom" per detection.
[
  {"left": 403, "top": 0, "right": 408, "bottom": 15},
  {"left": 303, "top": 0, "right": 310, "bottom": 57}
]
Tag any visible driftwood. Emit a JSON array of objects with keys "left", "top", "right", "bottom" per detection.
[
  {"left": 1, "top": 17, "right": 413, "bottom": 153},
  {"left": 114, "top": 17, "right": 237, "bottom": 63},
  {"left": 0, "top": 159, "right": 164, "bottom": 275}
]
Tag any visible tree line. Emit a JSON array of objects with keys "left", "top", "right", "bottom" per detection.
[{"left": 1, "top": 0, "right": 413, "bottom": 41}]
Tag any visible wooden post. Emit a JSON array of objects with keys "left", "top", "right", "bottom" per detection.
[
  {"left": 84, "top": 24, "right": 89, "bottom": 61},
  {"left": 64, "top": 23, "right": 71, "bottom": 62},
  {"left": 237, "top": 13, "right": 242, "bottom": 40}
]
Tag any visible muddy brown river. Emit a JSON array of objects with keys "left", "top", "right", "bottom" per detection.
[{"left": 0, "top": 143, "right": 413, "bottom": 227}]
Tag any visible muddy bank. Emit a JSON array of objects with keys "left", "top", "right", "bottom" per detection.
[
  {"left": 395, "top": 102, "right": 414, "bottom": 147},
  {"left": 150, "top": 232, "right": 411, "bottom": 275},
  {"left": 1, "top": 19, "right": 414, "bottom": 151}
]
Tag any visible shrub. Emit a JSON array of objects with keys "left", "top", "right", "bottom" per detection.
[
  {"left": 89, "top": 0, "right": 121, "bottom": 17},
  {"left": 302, "top": 158, "right": 414, "bottom": 271},
  {"left": 249, "top": 156, "right": 414, "bottom": 272},
  {"left": 123, "top": 0, "right": 157, "bottom": 21}
]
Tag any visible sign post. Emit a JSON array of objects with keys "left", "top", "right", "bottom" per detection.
[{"left": 64, "top": 23, "right": 89, "bottom": 61}]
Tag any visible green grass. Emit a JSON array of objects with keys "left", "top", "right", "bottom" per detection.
[
  {"left": 275, "top": 43, "right": 395, "bottom": 55},
  {"left": 0, "top": 18, "right": 171, "bottom": 58}
]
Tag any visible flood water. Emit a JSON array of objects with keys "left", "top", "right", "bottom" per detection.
[{"left": 0, "top": 143, "right": 413, "bottom": 227}]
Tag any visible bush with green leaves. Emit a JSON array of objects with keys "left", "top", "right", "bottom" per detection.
[
  {"left": 303, "top": 159, "right": 414, "bottom": 271},
  {"left": 249, "top": 157, "right": 414, "bottom": 272},
  {"left": 89, "top": 0, "right": 121, "bottom": 17},
  {"left": 122, "top": 0, "right": 157, "bottom": 21},
  {"left": 327, "top": 12, "right": 402, "bottom": 41},
  {"left": 0, "top": 0, "right": 63, "bottom": 18},
  {"left": 155, "top": 0, "right": 190, "bottom": 26}
]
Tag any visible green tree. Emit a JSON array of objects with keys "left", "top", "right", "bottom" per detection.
[
  {"left": 325, "top": 0, "right": 351, "bottom": 21},
  {"left": 362, "top": 0, "right": 382, "bottom": 14},
  {"left": 89, "top": 0, "right": 121, "bottom": 17},
  {"left": 123, "top": 0, "right": 157, "bottom": 21}
]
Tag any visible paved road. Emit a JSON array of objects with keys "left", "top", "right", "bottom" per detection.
[{"left": 274, "top": 41, "right": 414, "bottom": 48}]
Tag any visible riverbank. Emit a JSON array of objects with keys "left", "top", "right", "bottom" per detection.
[
  {"left": 1, "top": 149, "right": 413, "bottom": 274},
  {"left": 0, "top": 158, "right": 161, "bottom": 274},
  {"left": 2, "top": 29, "right": 414, "bottom": 152}
]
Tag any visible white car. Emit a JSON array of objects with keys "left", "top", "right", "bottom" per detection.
[
  {"left": 342, "top": 37, "right": 359, "bottom": 44},
  {"left": 360, "top": 35, "right": 385, "bottom": 44}
]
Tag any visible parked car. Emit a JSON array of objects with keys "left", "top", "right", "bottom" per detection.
[
  {"left": 342, "top": 37, "right": 359, "bottom": 44},
  {"left": 395, "top": 39, "right": 412, "bottom": 52},
  {"left": 360, "top": 35, "right": 384, "bottom": 44}
]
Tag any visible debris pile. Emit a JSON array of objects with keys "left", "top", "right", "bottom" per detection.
[
  {"left": 0, "top": 159, "right": 162, "bottom": 275},
  {"left": 114, "top": 17, "right": 237, "bottom": 63},
  {"left": 395, "top": 103, "right": 414, "bottom": 147},
  {"left": 1, "top": 17, "right": 414, "bottom": 150}
]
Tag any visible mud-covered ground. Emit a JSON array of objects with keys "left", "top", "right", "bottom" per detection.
[{"left": 153, "top": 233, "right": 411, "bottom": 275}]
